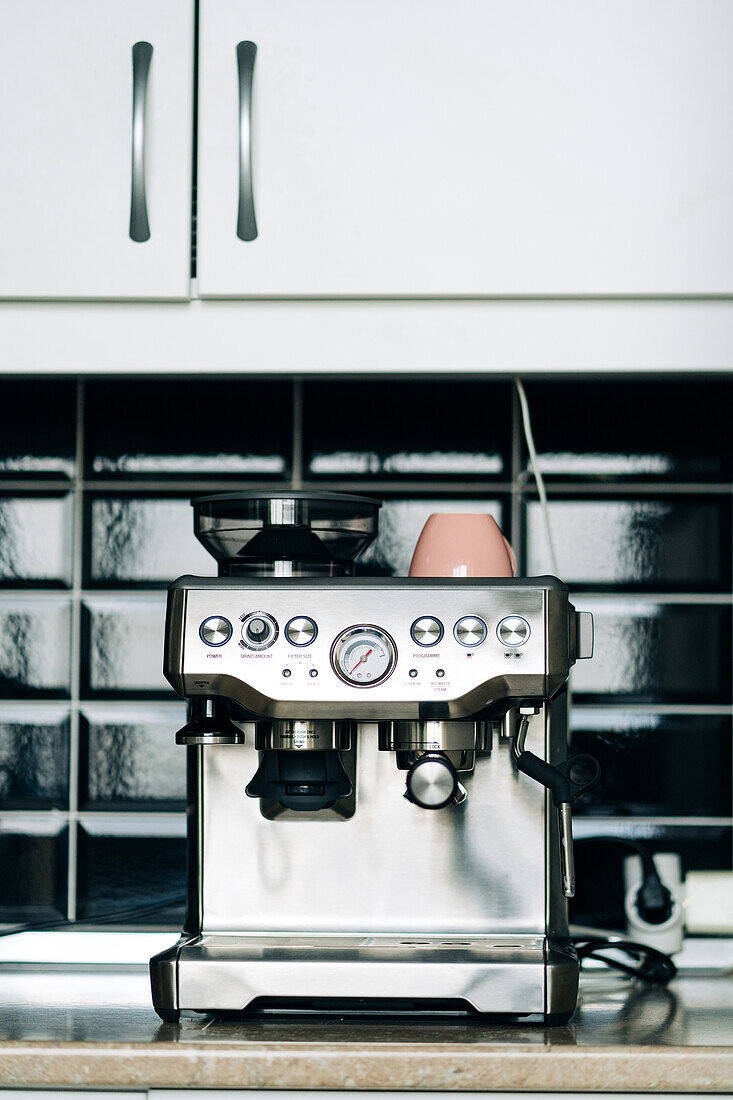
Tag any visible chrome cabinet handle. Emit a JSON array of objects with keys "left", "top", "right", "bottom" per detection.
[
  {"left": 236, "top": 41, "right": 258, "bottom": 241},
  {"left": 129, "top": 41, "right": 153, "bottom": 242}
]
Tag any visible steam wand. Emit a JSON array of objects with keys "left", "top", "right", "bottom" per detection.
[{"left": 512, "top": 708, "right": 600, "bottom": 898}]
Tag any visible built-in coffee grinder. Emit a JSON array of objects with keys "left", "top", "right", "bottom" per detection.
[{"left": 151, "top": 491, "right": 595, "bottom": 1022}]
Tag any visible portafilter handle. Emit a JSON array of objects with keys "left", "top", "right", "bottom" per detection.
[{"left": 404, "top": 754, "right": 467, "bottom": 810}]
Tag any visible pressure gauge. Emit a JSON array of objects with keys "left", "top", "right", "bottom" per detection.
[{"left": 331, "top": 625, "right": 397, "bottom": 687}]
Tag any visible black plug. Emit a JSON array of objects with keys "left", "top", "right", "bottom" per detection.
[{"left": 635, "top": 871, "right": 674, "bottom": 926}]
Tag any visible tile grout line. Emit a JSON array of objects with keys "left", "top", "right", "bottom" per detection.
[
  {"left": 65, "top": 378, "right": 86, "bottom": 921},
  {"left": 0, "top": 478, "right": 732, "bottom": 495}
]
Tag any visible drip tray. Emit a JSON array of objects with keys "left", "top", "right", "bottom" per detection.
[{"left": 157, "top": 933, "right": 554, "bottom": 1017}]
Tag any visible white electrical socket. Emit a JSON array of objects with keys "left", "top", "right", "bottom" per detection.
[
  {"left": 685, "top": 871, "right": 733, "bottom": 935},
  {"left": 623, "top": 852, "right": 685, "bottom": 955}
]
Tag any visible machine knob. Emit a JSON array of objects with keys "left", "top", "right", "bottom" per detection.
[
  {"left": 199, "top": 616, "right": 233, "bottom": 647},
  {"left": 410, "top": 617, "right": 444, "bottom": 647},
  {"left": 406, "top": 755, "right": 459, "bottom": 810},
  {"left": 285, "top": 616, "right": 318, "bottom": 646},
  {"left": 497, "top": 615, "right": 531, "bottom": 646},
  {"left": 241, "top": 612, "right": 278, "bottom": 650},
  {"left": 454, "top": 616, "right": 488, "bottom": 647}
]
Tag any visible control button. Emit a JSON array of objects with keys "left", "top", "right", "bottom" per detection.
[
  {"left": 497, "top": 616, "right": 531, "bottom": 647},
  {"left": 282, "top": 669, "right": 292, "bottom": 678},
  {"left": 285, "top": 616, "right": 318, "bottom": 646},
  {"left": 241, "top": 612, "right": 278, "bottom": 650},
  {"left": 309, "top": 668, "right": 319, "bottom": 678},
  {"left": 199, "top": 616, "right": 232, "bottom": 647},
  {"left": 248, "top": 617, "right": 269, "bottom": 640},
  {"left": 436, "top": 668, "right": 445, "bottom": 678},
  {"left": 410, "top": 617, "right": 444, "bottom": 647},
  {"left": 409, "top": 669, "right": 418, "bottom": 678},
  {"left": 454, "top": 616, "right": 488, "bottom": 647}
]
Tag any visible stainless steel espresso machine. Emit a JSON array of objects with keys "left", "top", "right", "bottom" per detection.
[{"left": 151, "top": 492, "right": 595, "bottom": 1023}]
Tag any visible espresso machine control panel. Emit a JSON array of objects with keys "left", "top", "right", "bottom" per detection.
[{"left": 165, "top": 577, "right": 589, "bottom": 720}]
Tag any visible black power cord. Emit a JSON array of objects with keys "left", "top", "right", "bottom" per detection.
[
  {"left": 573, "top": 836, "right": 677, "bottom": 984},
  {"left": 0, "top": 894, "right": 185, "bottom": 940},
  {"left": 572, "top": 936, "right": 677, "bottom": 984}
]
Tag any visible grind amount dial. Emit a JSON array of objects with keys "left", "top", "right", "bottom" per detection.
[{"left": 332, "top": 626, "right": 397, "bottom": 687}]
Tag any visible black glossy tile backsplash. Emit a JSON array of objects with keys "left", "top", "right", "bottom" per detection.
[
  {"left": 85, "top": 379, "right": 292, "bottom": 479},
  {"left": 0, "top": 494, "right": 73, "bottom": 587},
  {"left": 0, "top": 828, "right": 68, "bottom": 921},
  {"left": 76, "top": 828, "right": 185, "bottom": 920},
  {"left": 0, "top": 380, "right": 76, "bottom": 480},
  {"left": 521, "top": 379, "right": 733, "bottom": 482},
  {"left": 571, "top": 712, "right": 732, "bottom": 817},
  {"left": 0, "top": 598, "right": 71, "bottom": 698},
  {"left": 525, "top": 497, "right": 730, "bottom": 590},
  {"left": 0, "top": 709, "right": 70, "bottom": 809},
  {"left": 304, "top": 380, "right": 511, "bottom": 478},
  {"left": 79, "top": 705, "right": 186, "bottom": 811},
  {"left": 0, "top": 375, "right": 730, "bottom": 929}
]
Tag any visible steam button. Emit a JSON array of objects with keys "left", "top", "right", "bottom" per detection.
[
  {"left": 285, "top": 616, "right": 317, "bottom": 646},
  {"left": 497, "top": 616, "right": 530, "bottom": 647},
  {"left": 199, "top": 616, "right": 232, "bottom": 647}
]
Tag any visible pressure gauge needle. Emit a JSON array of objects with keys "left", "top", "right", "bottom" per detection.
[{"left": 350, "top": 648, "right": 373, "bottom": 674}]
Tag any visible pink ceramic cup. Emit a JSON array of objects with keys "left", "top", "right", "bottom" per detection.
[{"left": 408, "top": 514, "right": 516, "bottom": 578}]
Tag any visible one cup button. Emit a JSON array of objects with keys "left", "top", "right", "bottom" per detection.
[{"left": 454, "top": 616, "right": 488, "bottom": 647}]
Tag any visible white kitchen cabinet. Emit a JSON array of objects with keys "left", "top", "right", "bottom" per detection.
[
  {"left": 0, "top": 0, "right": 194, "bottom": 300},
  {"left": 197, "top": 0, "right": 733, "bottom": 298}
]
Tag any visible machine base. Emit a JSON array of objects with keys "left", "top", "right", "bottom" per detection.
[{"left": 151, "top": 934, "right": 578, "bottom": 1024}]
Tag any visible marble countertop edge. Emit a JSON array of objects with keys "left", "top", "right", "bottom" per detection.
[{"left": 0, "top": 1043, "right": 731, "bottom": 1092}]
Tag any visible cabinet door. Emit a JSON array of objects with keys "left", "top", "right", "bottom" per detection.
[
  {"left": 0, "top": 0, "right": 193, "bottom": 300},
  {"left": 197, "top": 0, "right": 733, "bottom": 297}
]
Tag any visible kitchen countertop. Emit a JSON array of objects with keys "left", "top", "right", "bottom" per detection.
[{"left": 0, "top": 969, "right": 731, "bottom": 1092}]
